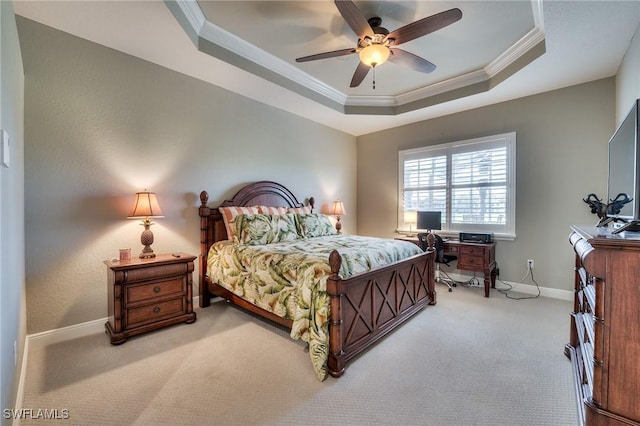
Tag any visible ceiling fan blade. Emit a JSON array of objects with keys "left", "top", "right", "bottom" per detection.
[
  {"left": 334, "top": 0, "right": 374, "bottom": 40},
  {"left": 350, "top": 62, "right": 371, "bottom": 87},
  {"left": 296, "top": 48, "right": 356, "bottom": 62},
  {"left": 386, "top": 8, "right": 462, "bottom": 46},
  {"left": 388, "top": 48, "right": 436, "bottom": 73}
]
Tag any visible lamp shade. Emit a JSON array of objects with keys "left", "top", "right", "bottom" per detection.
[
  {"left": 359, "top": 44, "right": 390, "bottom": 67},
  {"left": 128, "top": 191, "right": 164, "bottom": 219},
  {"left": 404, "top": 211, "right": 417, "bottom": 225},
  {"left": 330, "top": 200, "right": 346, "bottom": 216}
]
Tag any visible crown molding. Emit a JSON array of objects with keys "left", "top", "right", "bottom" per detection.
[
  {"left": 175, "top": 0, "right": 347, "bottom": 105},
  {"left": 166, "top": 0, "right": 545, "bottom": 115},
  {"left": 199, "top": 21, "right": 347, "bottom": 105},
  {"left": 175, "top": 0, "right": 205, "bottom": 32}
]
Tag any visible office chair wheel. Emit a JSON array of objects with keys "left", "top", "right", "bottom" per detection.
[{"left": 448, "top": 288, "right": 452, "bottom": 292}]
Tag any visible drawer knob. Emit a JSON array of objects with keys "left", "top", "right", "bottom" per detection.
[
  {"left": 153, "top": 286, "right": 161, "bottom": 293},
  {"left": 153, "top": 306, "right": 161, "bottom": 314}
]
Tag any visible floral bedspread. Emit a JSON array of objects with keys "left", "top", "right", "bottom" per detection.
[{"left": 206, "top": 235, "right": 423, "bottom": 380}]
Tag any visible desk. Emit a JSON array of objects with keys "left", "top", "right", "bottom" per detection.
[{"left": 396, "top": 236, "right": 497, "bottom": 297}]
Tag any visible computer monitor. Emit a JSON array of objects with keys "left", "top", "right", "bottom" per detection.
[{"left": 417, "top": 211, "right": 442, "bottom": 232}]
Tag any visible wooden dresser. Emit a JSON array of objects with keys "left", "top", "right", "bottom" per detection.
[
  {"left": 105, "top": 253, "right": 197, "bottom": 344},
  {"left": 566, "top": 226, "right": 640, "bottom": 426}
]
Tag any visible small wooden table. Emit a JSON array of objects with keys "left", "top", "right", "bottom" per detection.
[
  {"left": 397, "top": 236, "right": 497, "bottom": 297},
  {"left": 105, "top": 252, "right": 197, "bottom": 344}
]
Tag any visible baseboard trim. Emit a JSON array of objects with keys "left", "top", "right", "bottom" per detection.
[
  {"left": 25, "top": 295, "right": 202, "bottom": 346},
  {"left": 22, "top": 283, "right": 570, "bottom": 347},
  {"left": 494, "top": 280, "right": 573, "bottom": 301},
  {"left": 442, "top": 272, "right": 573, "bottom": 301},
  {"left": 15, "top": 296, "right": 203, "bottom": 416},
  {"left": 13, "top": 338, "right": 29, "bottom": 425},
  {"left": 27, "top": 317, "right": 107, "bottom": 346}
]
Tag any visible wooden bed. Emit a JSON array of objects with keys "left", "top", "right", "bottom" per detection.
[{"left": 198, "top": 181, "right": 436, "bottom": 378}]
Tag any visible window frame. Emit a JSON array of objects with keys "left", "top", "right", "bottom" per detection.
[{"left": 398, "top": 132, "right": 516, "bottom": 240}]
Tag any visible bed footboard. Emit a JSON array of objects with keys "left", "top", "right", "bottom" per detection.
[{"left": 326, "top": 244, "right": 436, "bottom": 378}]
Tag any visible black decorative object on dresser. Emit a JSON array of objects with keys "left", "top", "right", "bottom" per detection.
[
  {"left": 566, "top": 226, "right": 640, "bottom": 426},
  {"left": 105, "top": 253, "right": 197, "bottom": 344}
]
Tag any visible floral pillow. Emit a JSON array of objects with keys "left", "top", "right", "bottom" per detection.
[
  {"left": 219, "top": 206, "right": 261, "bottom": 241},
  {"left": 233, "top": 213, "right": 299, "bottom": 245},
  {"left": 295, "top": 213, "right": 336, "bottom": 238}
]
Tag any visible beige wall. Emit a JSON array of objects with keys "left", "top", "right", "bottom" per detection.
[
  {"left": 17, "top": 17, "right": 356, "bottom": 334},
  {"left": 1, "top": 1, "right": 26, "bottom": 417},
  {"left": 356, "top": 79, "right": 614, "bottom": 293}
]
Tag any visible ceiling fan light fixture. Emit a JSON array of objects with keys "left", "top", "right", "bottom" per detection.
[{"left": 359, "top": 44, "right": 390, "bottom": 67}]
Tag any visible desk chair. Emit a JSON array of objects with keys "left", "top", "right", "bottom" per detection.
[{"left": 417, "top": 232, "right": 457, "bottom": 292}]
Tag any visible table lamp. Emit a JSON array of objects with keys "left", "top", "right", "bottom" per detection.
[
  {"left": 330, "top": 200, "right": 346, "bottom": 234},
  {"left": 128, "top": 190, "right": 164, "bottom": 258},
  {"left": 404, "top": 211, "right": 417, "bottom": 236}
]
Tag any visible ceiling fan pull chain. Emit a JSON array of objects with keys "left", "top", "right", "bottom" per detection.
[{"left": 372, "top": 65, "right": 376, "bottom": 90}]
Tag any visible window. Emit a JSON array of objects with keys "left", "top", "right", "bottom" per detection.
[{"left": 399, "top": 132, "right": 516, "bottom": 239}]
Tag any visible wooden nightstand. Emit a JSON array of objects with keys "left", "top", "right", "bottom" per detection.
[{"left": 104, "top": 252, "right": 197, "bottom": 344}]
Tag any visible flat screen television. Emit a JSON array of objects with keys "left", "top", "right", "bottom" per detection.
[
  {"left": 607, "top": 99, "right": 640, "bottom": 232},
  {"left": 417, "top": 211, "right": 442, "bottom": 232}
]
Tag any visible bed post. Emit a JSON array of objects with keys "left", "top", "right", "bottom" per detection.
[
  {"left": 199, "top": 191, "right": 211, "bottom": 308},
  {"left": 326, "top": 250, "right": 345, "bottom": 378}
]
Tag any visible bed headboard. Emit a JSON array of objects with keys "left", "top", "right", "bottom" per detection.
[
  {"left": 198, "top": 181, "right": 315, "bottom": 308},
  {"left": 199, "top": 180, "right": 314, "bottom": 258}
]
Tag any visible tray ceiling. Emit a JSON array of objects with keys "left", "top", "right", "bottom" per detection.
[
  {"left": 13, "top": 1, "right": 640, "bottom": 135},
  {"left": 168, "top": 0, "right": 545, "bottom": 115}
]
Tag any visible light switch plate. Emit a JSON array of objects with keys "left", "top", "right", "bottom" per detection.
[{"left": 1, "top": 129, "right": 9, "bottom": 168}]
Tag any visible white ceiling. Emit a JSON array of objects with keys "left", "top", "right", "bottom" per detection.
[{"left": 13, "top": 1, "right": 640, "bottom": 136}]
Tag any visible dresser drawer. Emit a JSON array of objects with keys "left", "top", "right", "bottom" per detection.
[
  {"left": 126, "top": 297, "right": 186, "bottom": 328},
  {"left": 458, "top": 255, "right": 484, "bottom": 268},
  {"left": 459, "top": 245, "right": 485, "bottom": 256},
  {"left": 444, "top": 244, "right": 459, "bottom": 254},
  {"left": 457, "top": 245, "right": 485, "bottom": 268},
  {"left": 126, "top": 277, "right": 185, "bottom": 304}
]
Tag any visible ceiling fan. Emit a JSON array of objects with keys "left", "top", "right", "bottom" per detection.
[{"left": 295, "top": 0, "right": 462, "bottom": 88}]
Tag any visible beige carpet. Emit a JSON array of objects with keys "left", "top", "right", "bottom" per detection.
[{"left": 19, "top": 286, "right": 577, "bottom": 425}]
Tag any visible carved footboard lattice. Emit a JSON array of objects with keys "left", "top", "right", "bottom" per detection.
[
  {"left": 326, "top": 249, "right": 435, "bottom": 377},
  {"left": 198, "top": 181, "right": 436, "bottom": 378}
]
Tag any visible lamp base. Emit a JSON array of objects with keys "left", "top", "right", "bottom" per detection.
[
  {"left": 139, "top": 248, "right": 156, "bottom": 259},
  {"left": 139, "top": 222, "right": 156, "bottom": 258}
]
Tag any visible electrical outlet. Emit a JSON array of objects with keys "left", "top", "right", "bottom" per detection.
[{"left": 527, "top": 259, "right": 534, "bottom": 269}]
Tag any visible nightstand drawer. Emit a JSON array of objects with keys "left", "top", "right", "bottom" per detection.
[
  {"left": 127, "top": 298, "right": 185, "bottom": 328},
  {"left": 105, "top": 253, "right": 197, "bottom": 344},
  {"left": 126, "top": 277, "right": 185, "bottom": 304}
]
